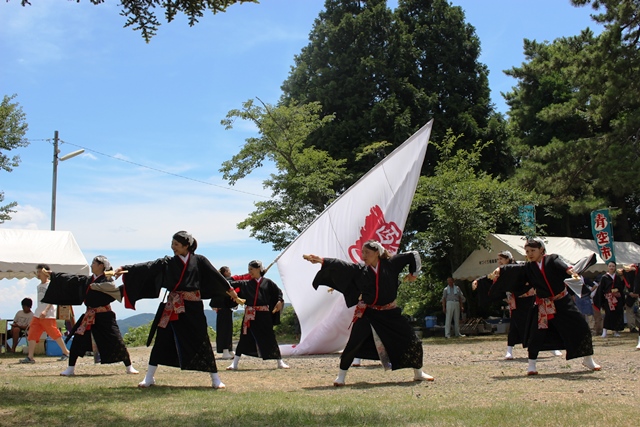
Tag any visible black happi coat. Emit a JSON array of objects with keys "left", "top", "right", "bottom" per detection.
[
  {"left": 209, "top": 276, "right": 240, "bottom": 354},
  {"left": 122, "top": 253, "right": 231, "bottom": 372},
  {"left": 230, "top": 277, "right": 283, "bottom": 360},
  {"left": 621, "top": 267, "right": 638, "bottom": 308},
  {"left": 43, "top": 273, "right": 131, "bottom": 364},
  {"left": 312, "top": 252, "right": 423, "bottom": 371},
  {"left": 476, "top": 272, "right": 535, "bottom": 348},
  {"left": 596, "top": 273, "right": 625, "bottom": 331},
  {"left": 495, "top": 254, "right": 594, "bottom": 360}
]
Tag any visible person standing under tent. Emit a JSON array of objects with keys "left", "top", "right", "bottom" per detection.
[
  {"left": 42, "top": 256, "right": 138, "bottom": 376},
  {"left": 595, "top": 262, "right": 625, "bottom": 338},
  {"left": 491, "top": 238, "right": 600, "bottom": 375},
  {"left": 442, "top": 277, "right": 465, "bottom": 338},
  {"left": 225, "top": 260, "right": 289, "bottom": 371},
  {"left": 19, "top": 265, "right": 70, "bottom": 364},
  {"left": 115, "top": 231, "right": 239, "bottom": 389},
  {"left": 304, "top": 240, "right": 434, "bottom": 386}
]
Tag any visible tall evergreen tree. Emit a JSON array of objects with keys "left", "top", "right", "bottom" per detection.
[
  {"left": 505, "top": 13, "right": 640, "bottom": 241},
  {"left": 281, "top": 0, "right": 510, "bottom": 179}
]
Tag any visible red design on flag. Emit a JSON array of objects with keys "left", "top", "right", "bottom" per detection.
[{"left": 347, "top": 205, "right": 402, "bottom": 263}]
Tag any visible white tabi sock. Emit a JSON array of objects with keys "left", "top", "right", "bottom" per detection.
[
  {"left": 550, "top": 350, "right": 562, "bottom": 357},
  {"left": 582, "top": 355, "right": 601, "bottom": 371},
  {"left": 222, "top": 349, "right": 234, "bottom": 359},
  {"left": 277, "top": 359, "right": 289, "bottom": 369},
  {"left": 139, "top": 364, "right": 157, "bottom": 387},
  {"left": 505, "top": 346, "right": 514, "bottom": 359},
  {"left": 637, "top": 336, "right": 640, "bottom": 349},
  {"left": 413, "top": 368, "right": 434, "bottom": 381},
  {"left": 527, "top": 359, "right": 537, "bottom": 373},
  {"left": 210, "top": 372, "right": 225, "bottom": 389},
  {"left": 227, "top": 355, "right": 240, "bottom": 370},
  {"left": 126, "top": 365, "right": 139, "bottom": 374},
  {"left": 60, "top": 366, "right": 75, "bottom": 376},
  {"left": 334, "top": 369, "right": 348, "bottom": 386}
]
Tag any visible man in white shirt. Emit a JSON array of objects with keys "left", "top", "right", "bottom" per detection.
[
  {"left": 20, "top": 264, "right": 70, "bottom": 363},
  {"left": 442, "top": 277, "right": 466, "bottom": 338}
]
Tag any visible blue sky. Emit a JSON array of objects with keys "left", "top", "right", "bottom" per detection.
[{"left": 0, "top": 0, "right": 602, "bottom": 320}]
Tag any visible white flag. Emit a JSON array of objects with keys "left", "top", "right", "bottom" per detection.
[{"left": 277, "top": 120, "right": 432, "bottom": 355}]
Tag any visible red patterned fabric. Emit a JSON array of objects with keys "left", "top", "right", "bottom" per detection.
[
  {"left": 158, "top": 291, "right": 201, "bottom": 328},
  {"left": 76, "top": 304, "right": 112, "bottom": 335},
  {"left": 242, "top": 305, "right": 269, "bottom": 334},
  {"left": 535, "top": 289, "right": 568, "bottom": 329}
]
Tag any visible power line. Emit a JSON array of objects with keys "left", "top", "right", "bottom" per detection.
[{"left": 37, "top": 138, "right": 269, "bottom": 199}]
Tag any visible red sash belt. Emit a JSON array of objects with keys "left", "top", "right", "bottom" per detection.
[
  {"left": 604, "top": 292, "right": 618, "bottom": 311},
  {"left": 349, "top": 300, "right": 398, "bottom": 329},
  {"left": 76, "top": 304, "right": 112, "bottom": 335},
  {"left": 535, "top": 289, "right": 568, "bottom": 329},
  {"left": 159, "top": 291, "right": 201, "bottom": 328},
  {"left": 243, "top": 305, "right": 270, "bottom": 335}
]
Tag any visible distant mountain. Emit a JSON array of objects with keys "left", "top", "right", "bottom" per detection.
[
  {"left": 117, "top": 313, "right": 154, "bottom": 334},
  {"left": 116, "top": 309, "right": 247, "bottom": 334},
  {"left": 115, "top": 305, "right": 295, "bottom": 335}
]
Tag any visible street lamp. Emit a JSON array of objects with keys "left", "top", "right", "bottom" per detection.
[{"left": 51, "top": 130, "right": 84, "bottom": 230}]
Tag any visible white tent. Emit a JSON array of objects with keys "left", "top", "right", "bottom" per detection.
[
  {"left": 0, "top": 229, "right": 89, "bottom": 280},
  {"left": 453, "top": 233, "right": 640, "bottom": 281}
]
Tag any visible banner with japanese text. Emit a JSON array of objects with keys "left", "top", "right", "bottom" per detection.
[
  {"left": 591, "top": 208, "right": 615, "bottom": 264},
  {"left": 276, "top": 121, "right": 432, "bottom": 355}
]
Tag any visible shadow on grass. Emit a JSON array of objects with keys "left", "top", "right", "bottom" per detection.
[
  {"left": 492, "top": 370, "right": 602, "bottom": 381},
  {"left": 302, "top": 379, "right": 425, "bottom": 391}
]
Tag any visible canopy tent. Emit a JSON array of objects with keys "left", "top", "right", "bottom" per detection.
[
  {"left": 0, "top": 229, "right": 89, "bottom": 280},
  {"left": 453, "top": 233, "right": 640, "bottom": 281}
]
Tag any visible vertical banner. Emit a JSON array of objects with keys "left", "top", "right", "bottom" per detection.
[
  {"left": 518, "top": 205, "right": 536, "bottom": 238},
  {"left": 591, "top": 208, "right": 615, "bottom": 264}
]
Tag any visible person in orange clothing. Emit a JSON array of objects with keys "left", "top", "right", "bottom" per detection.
[{"left": 20, "top": 265, "right": 70, "bottom": 364}]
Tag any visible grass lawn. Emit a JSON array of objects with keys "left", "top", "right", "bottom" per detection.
[{"left": 1, "top": 333, "right": 638, "bottom": 426}]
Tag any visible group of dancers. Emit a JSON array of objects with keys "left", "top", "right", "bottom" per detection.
[{"left": 19, "top": 232, "right": 608, "bottom": 388}]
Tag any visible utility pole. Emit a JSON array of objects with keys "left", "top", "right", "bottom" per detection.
[
  {"left": 50, "top": 131, "right": 84, "bottom": 230},
  {"left": 51, "top": 130, "right": 59, "bottom": 230}
]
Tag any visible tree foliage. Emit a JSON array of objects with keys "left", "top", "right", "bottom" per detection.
[
  {"left": 18, "top": 0, "right": 258, "bottom": 42},
  {"left": 505, "top": 1, "right": 640, "bottom": 240},
  {"left": 0, "top": 94, "right": 29, "bottom": 223},
  {"left": 220, "top": 99, "right": 347, "bottom": 250},
  {"left": 281, "top": 0, "right": 510, "bottom": 180},
  {"left": 409, "top": 131, "right": 539, "bottom": 275}
]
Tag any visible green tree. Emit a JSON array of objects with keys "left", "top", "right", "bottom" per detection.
[
  {"left": 281, "top": 0, "right": 510, "bottom": 180},
  {"left": 504, "top": 6, "right": 640, "bottom": 241},
  {"left": 395, "top": 131, "right": 537, "bottom": 319},
  {"left": 17, "top": 0, "right": 258, "bottom": 42},
  {"left": 0, "top": 94, "right": 29, "bottom": 223},
  {"left": 220, "top": 99, "right": 347, "bottom": 250},
  {"left": 281, "top": 0, "right": 397, "bottom": 178},
  {"left": 409, "top": 131, "right": 539, "bottom": 275},
  {"left": 393, "top": 0, "right": 509, "bottom": 176}
]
